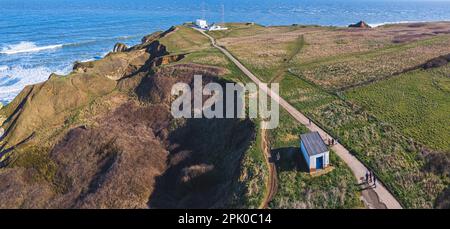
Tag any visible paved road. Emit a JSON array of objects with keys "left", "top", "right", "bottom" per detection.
[{"left": 195, "top": 28, "right": 403, "bottom": 209}]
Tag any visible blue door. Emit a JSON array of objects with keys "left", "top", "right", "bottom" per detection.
[{"left": 316, "top": 156, "right": 323, "bottom": 169}]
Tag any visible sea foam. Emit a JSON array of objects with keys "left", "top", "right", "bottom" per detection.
[
  {"left": 0, "top": 65, "right": 70, "bottom": 104},
  {"left": 0, "top": 41, "right": 63, "bottom": 55},
  {"left": 367, "top": 20, "right": 438, "bottom": 28}
]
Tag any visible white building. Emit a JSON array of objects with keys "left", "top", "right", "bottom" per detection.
[
  {"left": 195, "top": 19, "right": 208, "bottom": 29},
  {"left": 300, "top": 132, "right": 330, "bottom": 172},
  {"left": 208, "top": 23, "right": 228, "bottom": 31}
]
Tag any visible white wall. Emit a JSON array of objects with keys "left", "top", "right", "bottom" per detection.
[
  {"left": 196, "top": 19, "right": 208, "bottom": 28},
  {"left": 300, "top": 140, "right": 330, "bottom": 170},
  {"left": 311, "top": 156, "right": 316, "bottom": 170},
  {"left": 310, "top": 151, "right": 329, "bottom": 170}
]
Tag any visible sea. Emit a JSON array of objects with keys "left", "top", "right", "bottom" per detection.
[{"left": 1, "top": 0, "right": 450, "bottom": 105}]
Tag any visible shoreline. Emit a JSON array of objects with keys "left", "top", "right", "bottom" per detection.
[
  {"left": 1, "top": 19, "right": 449, "bottom": 108},
  {"left": 368, "top": 19, "right": 450, "bottom": 28}
]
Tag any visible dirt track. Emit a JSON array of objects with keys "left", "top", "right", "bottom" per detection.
[{"left": 259, "top": 124, "right": 278, "bottom": 209}]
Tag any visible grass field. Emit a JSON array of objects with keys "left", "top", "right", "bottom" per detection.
[
  {"left": 159, "top": 26, "right": 211, "bottom": 53},
  {"left": 177, "top": 48, "right": 250, "bottom": 83},
  {"left": 209, "top": 24, "right": 319, "bottom": 82},
  {"left": 291, "top": 36, "right": 450, "bottom": 90},
  {"left": 345, "top": 64, "right": 450, "bottom": 152},
  {"left": 278, "top": 73, "right": 448, "bottom": 208},
  {"left": 268, "top": 110, "right": 363, "bottom": 209},
  {"left": 211, "top": 23, "right": 450, "bottom": 90}
]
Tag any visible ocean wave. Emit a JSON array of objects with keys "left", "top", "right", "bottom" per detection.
[
  {"left": 65, "top": 35, "right": 141, "bottom": 48},
  {"left": 0, "top": 35, "right": 141, "bottom": 56},
  {"left": 0, "top": 65, "right": 8, "bottom": 71},
  {"left": 0, "top": 65, "right": 70, "bottom": 104},
  {"left": 0, "top": 41, "right": 63, "bottom": 55},
  {"left": 368, "top": 20, "right": 449, "bottom": 28}
]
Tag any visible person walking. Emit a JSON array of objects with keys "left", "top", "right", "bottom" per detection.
[
  {"left": 365, "top": 171, "right": 369, "bottom": 183},
  {"left": 368, "top": 171, "right": 372, "bottom": 183},
  {"left": 373, "top": 175, "right": 377, "bottom": 188},
  {"left": 309, "top": 118, "right": 312, "bottom": 126}
]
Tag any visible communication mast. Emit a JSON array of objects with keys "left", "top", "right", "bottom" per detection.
[
  {"left": 221, "top": 4, "right": 225, "bottom": 25},
  {"left": 201, "top": 1, "right": 206, "bottom": 20}
]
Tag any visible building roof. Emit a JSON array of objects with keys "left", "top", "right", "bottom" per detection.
[{"left": 300, "top": 132, "right": 328, "bottom": 156}]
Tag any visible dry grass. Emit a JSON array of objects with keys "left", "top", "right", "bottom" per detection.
[
  {"left": 293, "top": 36, "right": 450, "bottom": 90},
  {"left": 213, "top": 22, "right": 450, "bottom": 88}
]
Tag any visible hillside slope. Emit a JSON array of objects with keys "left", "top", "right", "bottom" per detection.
[{"left": 0, "top": 28, "right": 256, "bottom": 208}]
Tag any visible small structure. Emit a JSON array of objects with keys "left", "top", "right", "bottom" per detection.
[
  {"left": 208, "top": 23, "right": 228, "bottom": 31},
  {"left": 300, "top": 132, "right": 330, "bottom": 173},
  {"left": 195, "top": 19, "right": 208, "bottom": 29}
]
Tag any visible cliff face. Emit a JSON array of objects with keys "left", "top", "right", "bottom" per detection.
[{"left": 0, "top": 27, "right": 255, "bottom": 208}]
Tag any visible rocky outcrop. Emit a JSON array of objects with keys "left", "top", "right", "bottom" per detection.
[
  {"left": 112, "top": 42, "right": 128, "bottom": 52},
  {"left": 349, "top": 21, "right": 371, "bottom": 28},
  {"left": 72, "top": 40, "right": 170, "bottom": 81},
  {"left": 146, "top": 40, "right": 169, "bottom": 58},
  {"left": 129, "top": 27, "right": 178, "bottom": 52},
  {"left": 72, "top": 61, "right": 94, "bottom": 73},
  {"left": 141, "top": 31, "right": 163, "bottom": 44},
  {"left": 151, "top": 54, "right": 185, "bottom": 67}
]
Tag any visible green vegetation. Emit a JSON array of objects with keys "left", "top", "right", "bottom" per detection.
[
  {"left": 207, "top": 23, "right": 268, "bottom": 39},
  {"left": 230, "top": 121, "right": 268, "bottom": 209},
  {"left": 272, "top": 151, "right": 362, "bottom": 209},
  {"left": 159, "top": 26, "right": 211, "bottom": 53},
  {"left": 178, "top": 48, "right": 250, "bottom": 83},
  {"left": 345, "top": 64, "right": 450, "bottom": 151},
  {"left": 0, "top": 72, "right": 117, "bottom": 150},
  {"left": 268, "top": 110, "right": 362, "bottom": 209},
  {"left": 11, "top": 147, "right": 57, "bottom": 184},
  {"left": 278, "top": 73, "right": 448, "bottom": 208},
  {"left": 280, "top": 72, "right": 336, "bottom": 111},
  {"left": 270, "top": 110, "right": 309, "bottom": 148}
]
